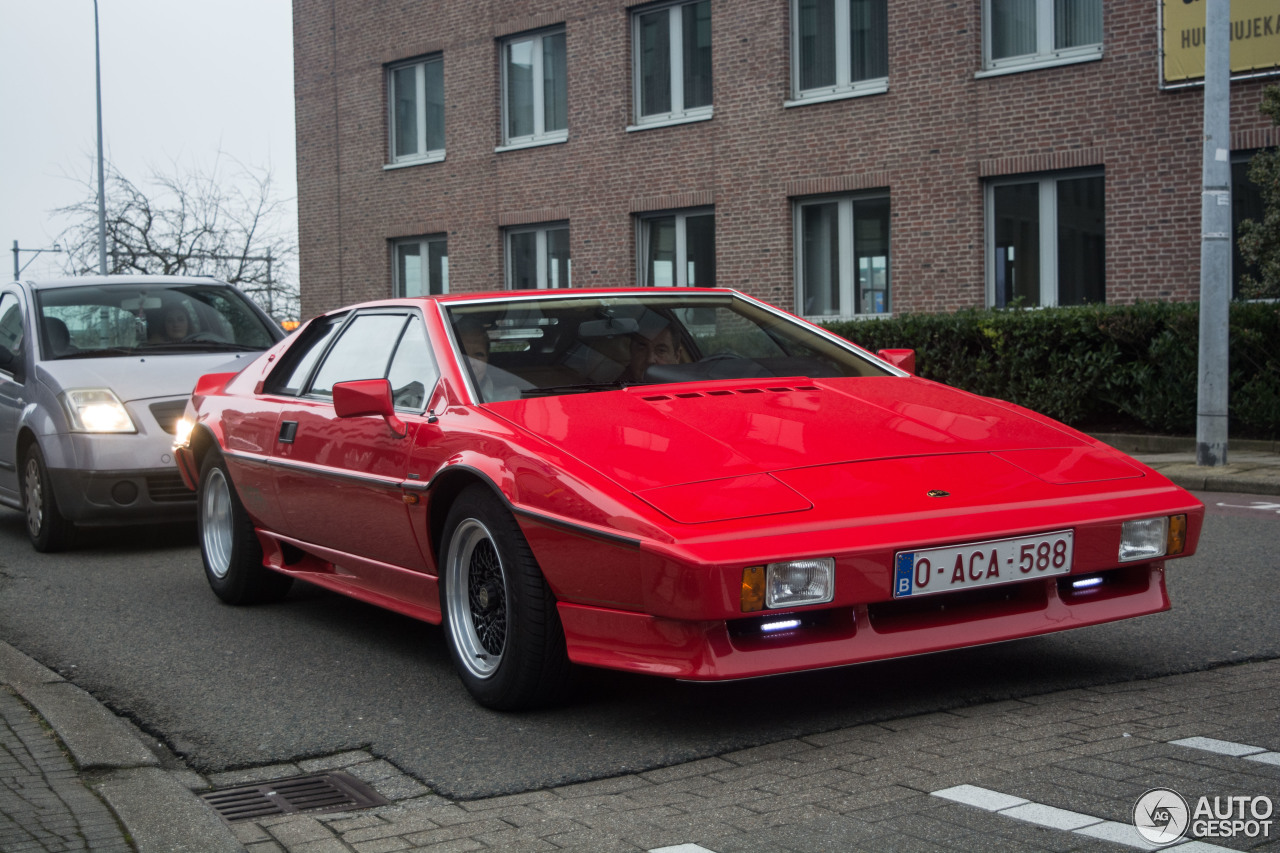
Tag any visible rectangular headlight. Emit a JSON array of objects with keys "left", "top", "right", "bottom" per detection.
[
  {"left": 765, "top": 558, "right": 835, "bottom": 608},
  {"left": 1119, "top": 517, "right": 1169, "bottom": 562},
  {"left": 59, "top": 389, "right": 136, "bottom": 433}
]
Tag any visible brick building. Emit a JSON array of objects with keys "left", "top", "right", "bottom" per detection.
[{"left": 291, "top": 0, "right": 1280, "bottom": 322}]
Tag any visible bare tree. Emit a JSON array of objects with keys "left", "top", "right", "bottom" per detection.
[{"left": 56, "top": 155, "right": 300, "bottom": 320}]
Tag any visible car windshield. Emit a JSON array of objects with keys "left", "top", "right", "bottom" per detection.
[
  {"left": 35, "top": 283, "right": 279, "bottom": 360},
  {"left": 444, "top": 292, "right": 891, "bottom": 403}
]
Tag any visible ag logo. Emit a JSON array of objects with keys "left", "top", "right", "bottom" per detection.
[{"left": 1133, "top": 787, "right": 1190, "bottom": 845}]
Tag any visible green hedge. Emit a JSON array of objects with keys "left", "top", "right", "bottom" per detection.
[{"left": 824, "top": 302, "right": 1280, "bottom": 440}]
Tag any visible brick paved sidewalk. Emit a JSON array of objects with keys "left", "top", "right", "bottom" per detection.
[
  {"left": 214, "top": 660, "right": 1280, "bottom": 853},
  {"left": 1, "top": 686, "right": 132, "bottom": 853}
]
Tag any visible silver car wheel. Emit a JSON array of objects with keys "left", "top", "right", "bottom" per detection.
[
  {"left": 201, "top": 465, "right": 235, "bottom": 579},
  {"left": 23, "top": 456, "right": 44, "bottom": 537},
  {"left": 445, "top": 518, "right": 509, "bottom": 680}
]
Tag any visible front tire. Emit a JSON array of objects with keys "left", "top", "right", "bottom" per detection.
[
  {"left": 21, "top": 443, "right": 72, "bottom": 552},
  {"left": 198, "top": 450, "right": 292, "bottom": 604},
  {"left": 440, "top": 485, "right": 571, "bottom": 710}
]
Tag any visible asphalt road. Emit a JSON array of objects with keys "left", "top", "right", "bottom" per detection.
[{"left": 0, "top": 492, "right": 1275, "bottom": 800}]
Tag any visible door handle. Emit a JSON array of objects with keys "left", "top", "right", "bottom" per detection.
[{"left": 278, "top": 421, "right": 298, "bottom": 443}]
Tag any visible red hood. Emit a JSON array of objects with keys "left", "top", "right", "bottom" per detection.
[{"left": 489, "top": 376, "right": 1137, "bottom": 502}]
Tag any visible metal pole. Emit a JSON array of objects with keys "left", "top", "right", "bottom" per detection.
[
  {"left": 94, "top": 0, "right": 107, "bottom": 276},
  {"left": 1197, "top": 0, "right": 1231, "bottom": 467},
  {"left": 12, "top": 241, "right": 18, "bottom": 281}
]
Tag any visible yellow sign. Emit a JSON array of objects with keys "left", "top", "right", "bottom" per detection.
[{"left": 1162, "top": 0, "right": 1280, "bottom": 83}]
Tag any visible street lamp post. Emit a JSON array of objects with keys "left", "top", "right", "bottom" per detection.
[{"left": 94, "top": 0, "right": 107, "bottom": 276}]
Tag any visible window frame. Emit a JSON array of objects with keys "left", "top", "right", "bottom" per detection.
[
  {"left": 386, "top": 55, "right": 445, "bottom": 167},
  {"left": 504, "top": 222, "right": 572, "bottom": 290},
  {"left": 635, "top": 207, "right": 715, "bottom": 287},
  {"left": 629, "top": 0, "right": 714, "bottom": 131},
  {"left": 498, "top": 26, "right": 570, "bottom": 152},
  {"left": 392, "top": 235, "right": 449, "bottom": 297},
  {"left": 787, "top": 0, "right": 889, "bottom": 107},
  {"left": 792, "top": 193, "right": 892, "bottom": 322},
  {"left": 983, "top": 169, "right": 1105, "bottom": 308},
  {"left": 978, "top": 0, "right": 1102, "bottom": 78}
]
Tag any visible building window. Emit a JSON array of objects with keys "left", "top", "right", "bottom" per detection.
[
  {"left": 631, "top": 0, "right": 712, "bottom": 128},
  {"left": 1233, "top": 151, "right": 1266, "bottom": 300},
  {"left": 986, "top": 172, "right": 1104, "bottom": 308},
  {"left": 388, "top": 56, "right": 445, "bottom": 165},
  {"left": 790, "top": 0, "right": 887, "bottom": 104},
  {"left": 394, "top": 237, "right": 448, "bottom": 296},
  {"left": 982, "top": 0, "right": 1102, "bottom": 74},
  {"left": 506, "top": 224, "right": 571, "bottom": 289},
  {"left": 500, "top": 28, "right": 568, "bottom": 150},
  {"left": 794, "top": 195, "right": 890, "bottom": 319},
  {"left": 637, "top": 209, "right": 715, "bottom": 287}
]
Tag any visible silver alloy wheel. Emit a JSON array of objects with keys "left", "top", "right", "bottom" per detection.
[
  {"left": 201, "top": 466, "right": 234, "bottom": 579},
  {"left": 23, "top": 456, "right": 44, "bottom": 537},
  {"left": 445, "top": 518, "right": 509, "bottom": 679}
]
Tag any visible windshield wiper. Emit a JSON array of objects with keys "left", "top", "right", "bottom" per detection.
[
  {"left": 52, "top": 347, "right": 138, "bottom": 359},
  {"left": 521, "top": 382, "right": 623, "bottom": 397},
  {"left": 143, "top": 341, "right": 263, "bottom": 352}
]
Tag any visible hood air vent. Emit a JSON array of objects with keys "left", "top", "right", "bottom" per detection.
[{"left": 642, "top": 384, "right": 820, "bottom": 402}]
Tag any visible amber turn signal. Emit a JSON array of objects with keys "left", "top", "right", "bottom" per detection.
[
  {"left": 741, "top": 566, "right": 766, "bottom": 612},
  {"left": 1167, "top": 514, "right": 1187, "bottom": 556}
]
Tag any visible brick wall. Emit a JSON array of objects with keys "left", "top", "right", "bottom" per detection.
[{"left": 292, "top": 0, "right": 1277, "bottom": 319}]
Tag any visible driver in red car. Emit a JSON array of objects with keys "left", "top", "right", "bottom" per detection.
[{"left": 618, "top": 320, "right": 683, "bottom": 384}]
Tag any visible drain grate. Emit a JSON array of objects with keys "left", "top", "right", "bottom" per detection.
[{"left": 200, "top": 771, "right": 389, "bottom": 823}]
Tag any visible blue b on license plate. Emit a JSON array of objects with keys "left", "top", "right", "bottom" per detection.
[{"left": 893, "top": 530, "right": 1074, "bottom": 598}]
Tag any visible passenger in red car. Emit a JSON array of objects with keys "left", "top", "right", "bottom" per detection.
[{"left": 457, "top": 321, "right": 522, "bottom": 402}]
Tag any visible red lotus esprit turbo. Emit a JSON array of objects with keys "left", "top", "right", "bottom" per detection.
[{"left": 175, "top": 288, "right": 1204, "bottom": 709}]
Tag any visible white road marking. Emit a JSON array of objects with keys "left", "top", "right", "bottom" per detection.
[{"left": 931, "top": 784, "right": 1237, "bottom": 851}]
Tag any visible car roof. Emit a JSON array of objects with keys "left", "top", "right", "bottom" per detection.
[
  {"left": 317, "top": 286, "right": 744, "bottom": 315},
  {"left": 20, "top": 275, "right": 229, "bottom": 291}
]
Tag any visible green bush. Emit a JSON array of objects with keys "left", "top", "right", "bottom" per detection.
[{"left": 824, "top": 302, "right": 1280, "bottom": 440}]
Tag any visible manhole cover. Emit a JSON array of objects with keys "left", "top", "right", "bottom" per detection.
[{"left": 201, "top": 771, "right": 389, "bottom": 822}]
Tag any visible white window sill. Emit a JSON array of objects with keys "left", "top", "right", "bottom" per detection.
[
  {"left": 496, "top": 135, "right": 569, "bottom": 154},
  {"left": 627, "top": 109, "right": 714, "bottom": 133},
  {"left": 975, "top": 48, "right": 1102, "bottom": 80},
  {"left": 383, "top": 153, "right": 445, "bottom": 171},
  {"left": 785, "top": 80, "right": 888, "bottom": 108}
]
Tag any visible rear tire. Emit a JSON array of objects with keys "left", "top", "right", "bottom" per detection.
[
  {"left": 21, "top": 443, "right": 73, "bottom": 553},
  {"left": 440, "top": 485, "right": 572, "bottom": 710},
  {"left": 198, "top": 450, "right": 292, "bottom": 604}
]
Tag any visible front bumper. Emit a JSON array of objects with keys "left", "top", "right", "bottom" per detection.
[
  {"left": 557, "top": 562, "right": 1169, "bottom": 680},
  {"left": 48, "top": 465, "right": 195, "bottom": 526}
]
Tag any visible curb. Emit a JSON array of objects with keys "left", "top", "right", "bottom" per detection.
[{"left": 0, "top": 641, "right": 244, "bottom": 853}]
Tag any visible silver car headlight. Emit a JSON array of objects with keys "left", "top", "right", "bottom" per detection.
[
  {"left": 1118, "top": 517, "right": 1168, "bottom": 562},
  {"left": 59, "top": 389, "right": 137, "bottom": 433}
]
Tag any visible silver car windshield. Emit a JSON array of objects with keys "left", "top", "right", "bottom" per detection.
[
  {"left": 444, "top": 292, "right": 891, "bottom": 403},
  {"left": 36, "top": 284, "right": 279, "bottom": 360}
]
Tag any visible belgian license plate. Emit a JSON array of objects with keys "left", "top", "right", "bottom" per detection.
[{"left": 893, "top": 530, "right": 1074, "bottom": 598}]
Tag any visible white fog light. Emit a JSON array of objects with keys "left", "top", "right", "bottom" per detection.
[
  {"left": 60, "top": 389, "right": 136, "bottom": 433},
  {"left": 765, "top": 558, "right": 834, "bottom": 608},
  {"left": 1119, "top": 517, "right": 1168, "bottom": 562}
]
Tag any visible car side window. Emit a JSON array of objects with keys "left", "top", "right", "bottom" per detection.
[
  {"left": 307, "top": 312, "right": 409, "bottom": 398},
  {"left": 0, "top": 293, "right": 25, "bottom": 377},
  {"left": 268, "top": 314, "right": 345, "bottom": 396},
  {"left": 386, "top": 315, "right": 439, "bottom": 411}
]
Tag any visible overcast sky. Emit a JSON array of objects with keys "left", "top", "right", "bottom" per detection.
[{"left": 0, "top": 0, "right": 296, "bottom": 280}]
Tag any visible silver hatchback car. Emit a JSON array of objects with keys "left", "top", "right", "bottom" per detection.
[{"left": 0, "top": 276, "right": 284, "bottom": 551}]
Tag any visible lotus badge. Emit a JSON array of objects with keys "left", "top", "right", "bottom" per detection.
[{"left": 926, "top": 489, "right": 951, "bottom": 498}]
